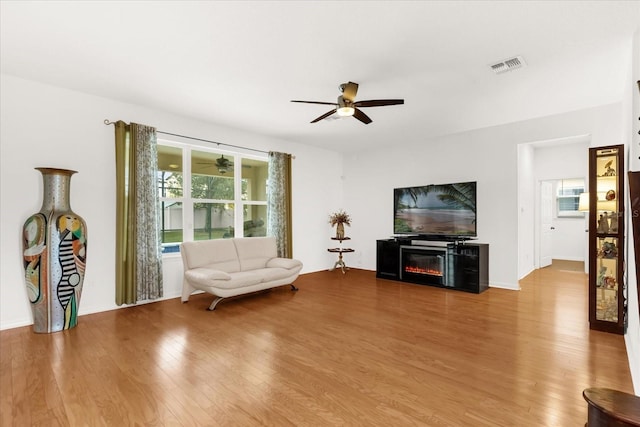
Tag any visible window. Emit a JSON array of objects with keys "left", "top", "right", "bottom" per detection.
[
  {"left": 556, "top": 178, "right": 585, "bottom": 217},
  {"left": 157, "top": 140, "right": 268, "bottom": 254}
]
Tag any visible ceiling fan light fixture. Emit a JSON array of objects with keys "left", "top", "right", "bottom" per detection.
[
  {"left": 337, "top": 106, "right": 355, "bottom": 117},
  {"left": 336, "top": 95, "right": 354, "bottom": 117}
]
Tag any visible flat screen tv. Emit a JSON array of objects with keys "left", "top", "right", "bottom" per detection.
[{"left": 393, "top": 181, "right": 477, "bottom": 238}]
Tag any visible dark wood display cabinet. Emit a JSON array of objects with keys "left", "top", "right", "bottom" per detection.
[
  {"left": 376, "top": 238, "right": 489, "bottom": 293},
  {"left": 630, "top": 172, "right": 640, "bottom": 325},
  {"left": 588, "top": 145, "right": 626, "bottom": 334}
]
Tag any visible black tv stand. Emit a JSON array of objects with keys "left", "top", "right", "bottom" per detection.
[{"left": 376, "top": 238, "right": 489, "bottom": 293}]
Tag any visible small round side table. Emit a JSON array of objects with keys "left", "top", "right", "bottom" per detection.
[{"left": 328, "top": 237, "right": 354, "bottom": 274}]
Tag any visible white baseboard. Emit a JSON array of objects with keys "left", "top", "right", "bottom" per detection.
[
  {"left": 552, "top": 256, "right": 585, "bottom": 262},
  {"left": 489, "top": 281, "right": 520, "bottom": 291},
  {"left": 0, "top": 319, "right": 32, "bottom": 331}
]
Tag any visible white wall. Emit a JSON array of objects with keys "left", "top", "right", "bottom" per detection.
[
  {"left": 517, "top": 143, "right": 535, "bottom": 279},
  {"left": 342, "top": 104, "right": 622, "bottom": 290},
  {"left": 0, "top": 74, "right": 343, "bottom": 330}
]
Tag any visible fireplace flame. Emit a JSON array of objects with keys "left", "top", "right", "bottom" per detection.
[{"left": 404, "top": 266, "right": 443, "bottom": 276}]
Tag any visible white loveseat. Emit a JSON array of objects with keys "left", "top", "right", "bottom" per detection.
[{"left": 180, "top": 236, "right": 303, "bottom": 310}]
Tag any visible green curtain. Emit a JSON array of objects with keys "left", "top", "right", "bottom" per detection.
[
  {"left": 114, "top": 121, "right": 163, "bottom": 305},
  {"left": 267, "top": 152, "right": 293, "bottom": 257}
]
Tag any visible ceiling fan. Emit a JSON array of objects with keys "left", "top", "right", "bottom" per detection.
[
  {"left": 215, "top": 155, "right": 232, "bottom": 174},
  {"left": 291, "top": 81, "right": 404, "bottom": 124},
  {"left": 197, "top": 155, "right": 234, "bottom": 174}
]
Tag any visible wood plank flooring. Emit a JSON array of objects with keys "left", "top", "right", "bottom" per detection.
[
  {"left": 1, "top": 268, "right": 633, "bottom": 426},
  {"left": 550, "top": 259, "right": 585, "bottom": 272}
]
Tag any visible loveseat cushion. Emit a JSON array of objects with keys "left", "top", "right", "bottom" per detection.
[
  {"left": 181, "top": 239, "right": 240, "bottom": 271},
  {"left": 208, "top": 271, "right": 264, "bottom": 290},
  {"left": 185, "top": 268, "right": 231, "bottom": 282},
  {"left": 252, "top": 267, "right": 297, "bottom": 283},
  {"left": 185, "top": 269, "right": 263, "bottom": 289},
  {"left": 266, "top": 258, "right": 303, "bottom": 270},
  {"left": 234, "top": 236, "right": 278, "bottom": 271}
]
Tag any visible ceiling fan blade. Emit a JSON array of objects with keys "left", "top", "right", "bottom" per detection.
[
  {"left": 353, "top": 108, "right": 372, "bottom": 124},
  {"left": 342, "top": 82, "right": 359, "bottom": 102},
  {"left": 291, "top": 100, "right": 338, "bottom": 106},
  {"left": 311, "top": 109, "right": 337, "bottom": 123},
  {"left": 354, "top": 99, "right": 404, "bottom": 108}
]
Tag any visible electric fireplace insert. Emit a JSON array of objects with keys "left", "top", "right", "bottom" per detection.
[{"left": 400, "top": 246, "right": 447, "bottom": 286}]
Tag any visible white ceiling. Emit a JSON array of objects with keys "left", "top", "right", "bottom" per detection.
[{"left": 2, "top": 1, "right": 639, "bottom": 153}]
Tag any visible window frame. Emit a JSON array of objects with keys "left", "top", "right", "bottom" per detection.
[
  {"left": 556, "top": 178, "right": 585, "bottom": 218},
  {"left": 157, "top": 138, "right": 268, "bottom": 255}
]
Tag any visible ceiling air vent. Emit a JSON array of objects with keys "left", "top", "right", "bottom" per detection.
[{"left": 490, "top": 56, "right": 526, "bottom": 74}]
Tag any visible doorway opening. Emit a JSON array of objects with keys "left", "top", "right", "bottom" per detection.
[
  {"left": 538, "top": 177, "right": 588, "bottom": 273},
  {"left": 517, "top": 135, "right": 590, "bottom": 280}
]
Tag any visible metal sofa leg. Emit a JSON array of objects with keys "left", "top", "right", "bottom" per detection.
[{"left": 207, "top": 297, "right": 224, "bottom": 311}]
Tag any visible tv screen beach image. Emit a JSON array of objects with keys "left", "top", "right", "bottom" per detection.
[{"left": 394, "top": 182, "right": 476, "bottom": 235}]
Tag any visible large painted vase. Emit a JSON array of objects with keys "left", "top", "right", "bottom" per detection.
[{"left": 22, "top": 168, "right": 88, "bottom": 333}]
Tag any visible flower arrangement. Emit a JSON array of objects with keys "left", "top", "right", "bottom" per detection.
[{"left": 328, "top": 209, "right": 351, "bottom": 227}]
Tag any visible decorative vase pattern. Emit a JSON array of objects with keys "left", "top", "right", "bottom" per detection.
[
  {"left": 22, "top": 168, "right": 87, "bottom": 333},
  {"left": 336, "top": 222, "right": 345, "bottom": 239}
]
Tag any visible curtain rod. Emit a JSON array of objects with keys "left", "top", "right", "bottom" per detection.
[{"left": 104, "top": 119, "right": 285, "bottom": 156}]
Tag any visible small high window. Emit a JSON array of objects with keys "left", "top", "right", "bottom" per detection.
[{"left": 556, "top": 178, "right": 585, "bottom": 217}]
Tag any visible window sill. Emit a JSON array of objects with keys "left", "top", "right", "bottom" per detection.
[{"left": 162, "top": 252, "right": 182, "bottom": 259}]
